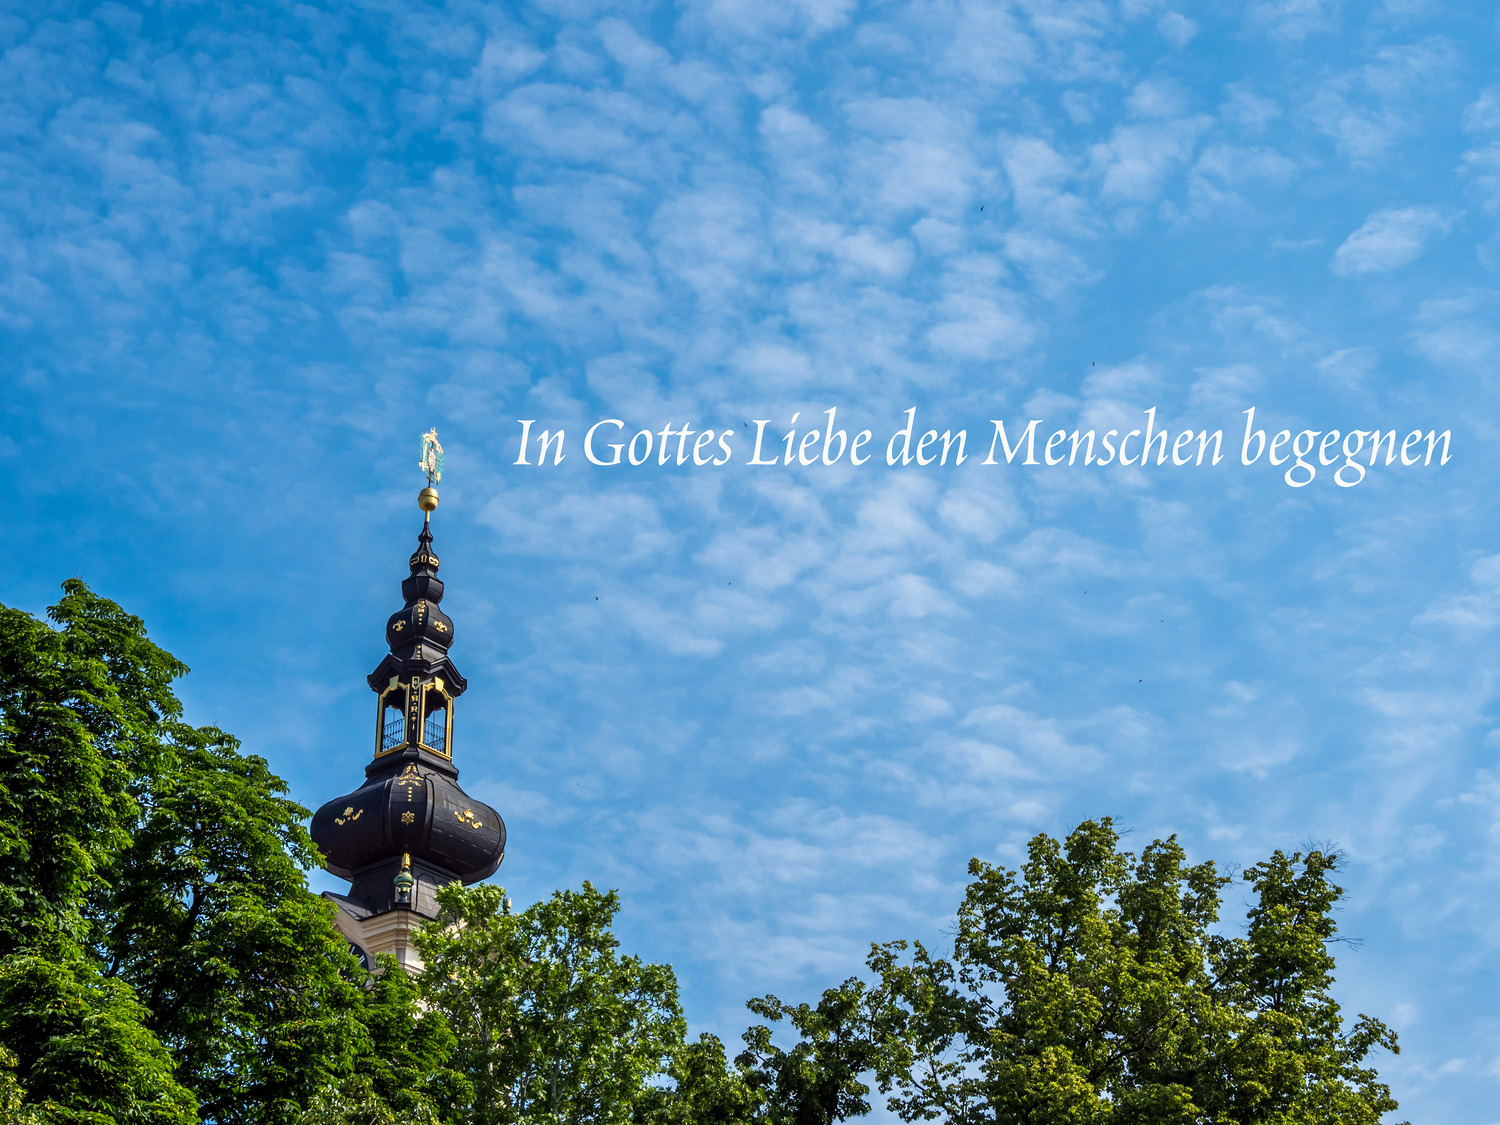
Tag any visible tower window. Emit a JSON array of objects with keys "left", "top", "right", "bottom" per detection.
[
  {"left": 379, "top": 685, "right": 407, "bottom": 754},
  {"left": 420, "top": 681, "right": 450, "bottom": 756},
  {"left": 423, "top": 701, "right": 447, "bottom": 754}
]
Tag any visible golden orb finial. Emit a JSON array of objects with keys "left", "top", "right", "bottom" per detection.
[{"left": 418, "top": 486, "right": 439, "bottom": 512}]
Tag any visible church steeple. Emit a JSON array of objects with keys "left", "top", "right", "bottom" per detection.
[
  {"left": 311, "top": 433, "right": 506, "bottom": 971},
  {"left": 366, "top": 509, "right": 465, "bottom": 771}
]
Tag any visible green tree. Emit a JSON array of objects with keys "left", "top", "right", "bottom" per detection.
[
  {"left": 634, "top": 1033, "right": 763, "bottom": 1125},
  {"left": 862, "top": 819, "right": 1402, "bottom": 1125},
  {"left": 97, "top": 725, "right": 373, "bottom": 1123},
  {"left": 0, "top": 579, "right": 185, "bottom": 954},
  {"left": 0, "top": 953, "right": 197, "bottom": 1125},
  {"left": 416, "top": 881, "right": 687, "bottom": 1125},
  {"left": 292, "top": 952, "right": 466, "bottom": 1125},
  {"left": 737, "top": 981, "right": 879, "bottom": 1125},
  {"left": 0, "top": 581, "right": 452, "bottom": 1125},
  {"left": 0, "top": 582, "right": 199, "bottom": 1122},
  {"left": 1199, "top": 849, "right": 1401, "bottom": 1124},
  {"left": 355, "top": 952, "right": 470, "bottom": 1121}
]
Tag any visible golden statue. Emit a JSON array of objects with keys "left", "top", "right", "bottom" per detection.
[{"left": 418, "top": 428, "right": 443, "bottom": 512}]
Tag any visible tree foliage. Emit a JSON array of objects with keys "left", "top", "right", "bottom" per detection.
[
  {"left": 0, "top": 582, "right": 201, "bottom": 1122},
  {"left": 417, "top": 881, "right": 687, "bottom": 1125},
  {"left": 98, "top": 725, "right": 373, "bottom": 1122},
  {"left": 0, "top": 952, "right": 198, "bottom": 1125},
  {"left": 854, "top": 819, "right": 1403, "bottom": 1125},
  {"left": 0, "top": 579, "right": 185, "bottom": 954},
  {"left": 293, "top": 952, "right": 465, "bottom": 1125},
  {"left": 635, "top": 1033, "right": 763, "bottom": 1125},
  {"left": 0, "top": 583, "right": 417, "bottom": 1124},
  {"left": 736, "top": 981, "right": 878, "bottom": 1125}
]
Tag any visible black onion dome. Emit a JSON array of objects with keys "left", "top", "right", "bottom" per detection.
[
  {"left": 383, "top": 523, "right": 456, "bottom": 659},
  {"left": 384, "top": 599, "right": 455, "bottom": 662},
  {"left": 311, "top": 759, "right": 504, "bottom": 884}
]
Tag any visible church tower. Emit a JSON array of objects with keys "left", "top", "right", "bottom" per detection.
[{"left": 311, "top": 440, "right": 505, "bottom": 971}]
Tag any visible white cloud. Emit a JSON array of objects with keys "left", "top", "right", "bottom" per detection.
[
  {"left": 695, "top": 0, "right": 858, "bottom": 40},
  {"left": 1220, "top": 85, "right": 1282, "bottom": 132},
  {"left": 478, "top": 35, "right": 546, "bottom": 86},
  {"left": 1462, "top": 86, "right": 1500, "bottom": 134},
  {"left": 1411, "top": 293, "right": 1500, "bottom": 367},
  {"left": 834, "top": 228, "right": 914, "bottom": 278},
  {"left": 942, "top": 0, "right": 1036, "bottom": 86},
  {"left": 927, "top": 291, "right": 1036, "bottom": 358},
  {"left": 1157, "top": 12, "right": 1197, "bottom": 47},
  {"left": 1126, "top": 78, "right": 1190, "bottom": 120},
  {"left": 1092, "top": 116, "right": 1211, "bottom": 204},
  {"left": 1460, "top": 137, "right": 1500, "bottom": 213},
  {"left": 1314, "top": 346, "right": 1378, "bottom": 387},
  {"left": 1245, "top": 0, "right": 1339, "bottom": 41},
  {"left": 1192, "top": 144, "right": 1298, "bottom": 187},
  {"left": 1186, "top": 143, "right": 1298, "bottom": 219},
  {"left": 1418, "top": 554, "right": 1500, "bottom": 630},
  {"left": 1332, "top": 207, "right": 1452, "bottom": 275},
  {"left": 1304, "top": 39, "right": 1459, "bottom": 164}
]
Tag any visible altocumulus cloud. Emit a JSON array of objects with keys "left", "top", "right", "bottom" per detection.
[{"left": 1333, "top": 206, "right": 1454, "bottom": 275}]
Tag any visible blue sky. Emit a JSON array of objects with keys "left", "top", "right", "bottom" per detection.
[{"left": 3, "top": 0, "right": 1499, "bottom": 1118}]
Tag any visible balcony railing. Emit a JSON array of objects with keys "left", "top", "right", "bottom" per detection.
[
  {"left": 381, "top": 713, "right": 405, "bottom": 752},
  {"left": 423, "top": 710, "right": 447, "bottom": 754}
]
